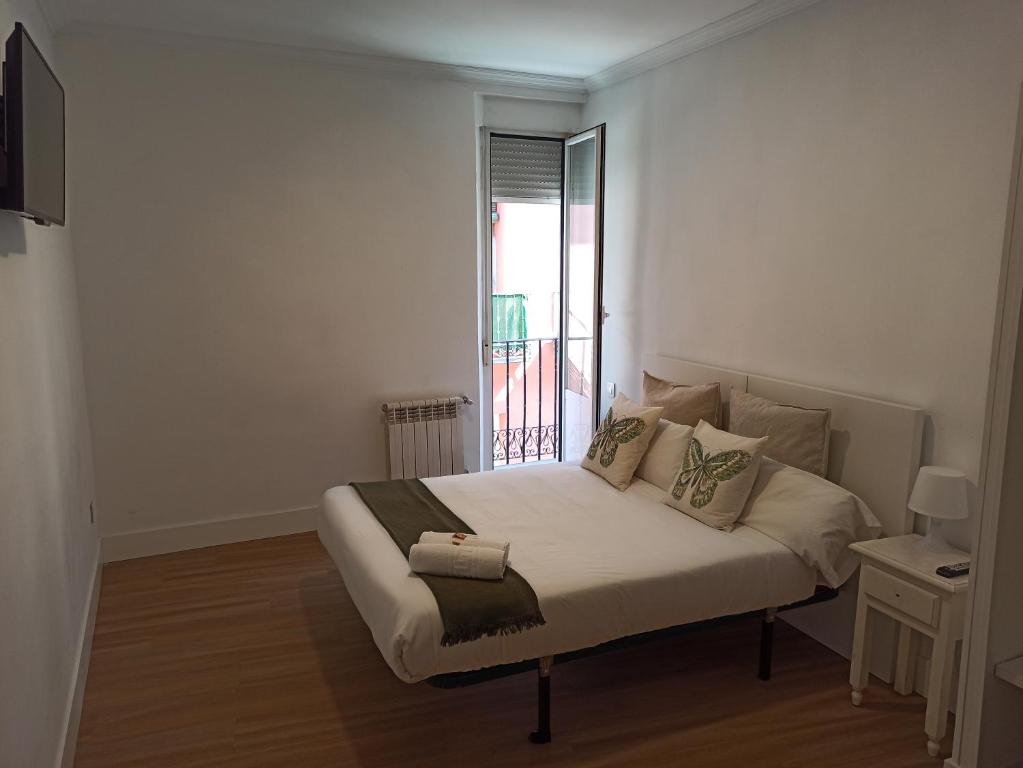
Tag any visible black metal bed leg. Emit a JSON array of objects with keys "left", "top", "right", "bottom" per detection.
[
  {"left": 528, "top": 656, "right": 553, "bottom": 744},
  {"left": 759, "top": 607, "right": 776, "bottom": 681}
]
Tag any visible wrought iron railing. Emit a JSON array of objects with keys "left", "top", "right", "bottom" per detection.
[{"left": 492, "top": 337, "right": 559, "bottom": 465}]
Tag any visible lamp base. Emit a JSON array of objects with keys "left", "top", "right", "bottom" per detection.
[{"left": 918, "top": 528, "right": 949, "bottom": 551}]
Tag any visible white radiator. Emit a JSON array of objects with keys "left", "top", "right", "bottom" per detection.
[{"left": 382, "top": 395, "right": 471, "bottom": 480}]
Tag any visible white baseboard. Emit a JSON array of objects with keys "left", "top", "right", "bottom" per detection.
[
  {"left": 781, "top": 586, "right": 961, "bottom": 714},
  {"left": 779, "top": 579, "right": 897, "bottom": 684},
  {"left": 56, "top": 550, "right": 102, "bottom": 768},
  {"left": 101, "top": 505, "right": 320, "bottom": 562}
]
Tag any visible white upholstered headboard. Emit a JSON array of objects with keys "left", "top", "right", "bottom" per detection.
[{"left": 642, "top": 355, "right": 925, "bottom": 538}]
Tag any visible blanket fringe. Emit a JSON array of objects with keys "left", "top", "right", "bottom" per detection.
[{"left": 440, "top": 612, "right": 547, "bottom": 647}]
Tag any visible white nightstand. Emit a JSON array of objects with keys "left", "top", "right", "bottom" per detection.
[{"left": 848, "top": 534, "right": 970, "bottom": 758}]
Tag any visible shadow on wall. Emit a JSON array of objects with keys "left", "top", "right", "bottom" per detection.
[{"left": 0, "top": 213, "right": 27, "bottom": 257}]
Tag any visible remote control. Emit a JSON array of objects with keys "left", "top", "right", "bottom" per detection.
[{"left": 936, "top": 562, "right": 970, "bottom": 578}]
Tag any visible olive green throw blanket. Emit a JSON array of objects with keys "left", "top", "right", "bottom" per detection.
[{"left": 350, "top": 479, "right": 546, "bottom": 646}]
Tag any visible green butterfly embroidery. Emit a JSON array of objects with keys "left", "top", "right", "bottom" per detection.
[
  {"left": 671, "top": 437, "right": 752, "bottom": 509},
  {"left": 586, "top": 407, "right": 647, "bottom": 467}
]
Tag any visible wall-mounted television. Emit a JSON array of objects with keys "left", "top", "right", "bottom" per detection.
[{"left": 0, "top": 22, "right": 64, "bottom": 226}]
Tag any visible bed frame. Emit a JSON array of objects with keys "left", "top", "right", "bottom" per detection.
[
  {"left": 429, "top": 356, "right": 926, "bottom": 744},
  {"left": 429, "top": 586, "right": 839, "bottom": 743}
]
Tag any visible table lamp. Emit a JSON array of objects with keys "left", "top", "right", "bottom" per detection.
[{"left": 908, "top": 466, "right": 969, "bottom": 549}]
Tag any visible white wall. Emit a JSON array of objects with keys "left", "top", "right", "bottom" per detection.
[
  {"left": 481, "top": 95, "right": 582, "bottom": 135},
  {"left": 584, "top": 0, "right": 1023, "bottom": 533},
  {"left": 0, "top": 4, "right": 100, "bottom": 767},
  {"left": 61, "top": 30, "right": 539, "bottom": 546}
]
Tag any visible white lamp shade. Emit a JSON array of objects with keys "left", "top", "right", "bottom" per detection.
[{"left": 908, "top": 466, "right": 969, "bottom": 521}]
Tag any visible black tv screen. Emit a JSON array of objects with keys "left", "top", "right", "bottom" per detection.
[{"left": 2, "top": 22, "right": 64, "bottom": 226}]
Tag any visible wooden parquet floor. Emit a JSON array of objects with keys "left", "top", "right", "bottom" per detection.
[{"left": 75, "top": 532, "right": 951, "bottom": 767}]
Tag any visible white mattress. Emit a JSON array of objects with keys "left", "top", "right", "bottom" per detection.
[{"left": 318, "top": 463, "right": 818, "bottom": 683}]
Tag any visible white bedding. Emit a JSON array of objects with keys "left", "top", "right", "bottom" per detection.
[{"left": 318, "top": 463, "right": 820, "bottom": 683}]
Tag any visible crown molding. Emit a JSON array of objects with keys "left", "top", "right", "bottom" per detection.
[
  {"left": 50, "top": 0, "right": 824, "bottom": 100},
  {"left": 585, "top": 0, "right": 825, "bottom": 92},
  {"left": 59, "top": 22, "right": 589, "bottom": 102}
]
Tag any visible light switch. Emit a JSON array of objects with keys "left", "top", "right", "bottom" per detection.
[{"left": 607, "top": 382, "right": 616, "bottom": 398}]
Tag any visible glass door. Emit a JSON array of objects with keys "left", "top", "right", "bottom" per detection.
[
  {"left": 479, "top": 125, "right": 604, "bottom": 468},
  {"left": 482, "top": 131, "right": 565, "bottom": 469},
  {"left": 560, "top": 126, "right": 604, "bottom": 462}
]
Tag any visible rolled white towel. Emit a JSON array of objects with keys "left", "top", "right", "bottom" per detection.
[
  {"left": 409, "top": 542, "right": 507, "bottom": 581},
  {"left": 419, "top": 531, "right": 510, "bottom": 558}
]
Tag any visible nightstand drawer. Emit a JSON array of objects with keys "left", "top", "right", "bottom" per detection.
[{"left": 862, "top": 565, "right": 938, "bottom": 626}]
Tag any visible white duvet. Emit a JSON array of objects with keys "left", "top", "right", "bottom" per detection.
[{"left": 318, "top": 463, "right": 822, "bottom": 683}]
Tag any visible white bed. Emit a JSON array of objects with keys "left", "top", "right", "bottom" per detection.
[
  {"left": 317, "top": 356, "right": 925, "bottom": 741},
  {"left": 319, "top": 462, "right": 819, "bottom": 683}
]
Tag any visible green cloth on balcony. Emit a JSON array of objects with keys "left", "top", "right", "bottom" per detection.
[{"left": 492, "top": 293, "right": 527, "bottom": 343}]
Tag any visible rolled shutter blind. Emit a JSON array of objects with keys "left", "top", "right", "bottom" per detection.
[{"left": 490, "top": 136, "right": 562, "bottom": 201}]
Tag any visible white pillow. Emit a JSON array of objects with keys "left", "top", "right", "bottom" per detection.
[
  {"left": 664, "top": 420, "right": 768, "bottom": 531},
  {"left": 581, "top": 394, "right": 663, "bottom": 491},
  {"left": 635, "top": 419, "right": 695, "bottom": 491},
  {"left": 739, "top": 458, "right": 883, "bottom": 587}
]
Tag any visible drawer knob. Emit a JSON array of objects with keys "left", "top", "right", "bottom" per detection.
[{"left": 895, "top": 592, "right": 901, "bottom": 598}]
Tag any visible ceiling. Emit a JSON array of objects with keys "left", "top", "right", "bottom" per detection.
[{"left": 48, "top": 0, "right": 762, "bottom": 79}]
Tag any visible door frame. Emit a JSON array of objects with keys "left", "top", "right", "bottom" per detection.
[
  {"left": 561, "top": 125, "right": 607, "bottom": 455},
  {"left": 948, "top": 82, "right": 1023, "bottom": 768},
  {"left": 478, "top": 127, "right": 569, "bottom": 470}
]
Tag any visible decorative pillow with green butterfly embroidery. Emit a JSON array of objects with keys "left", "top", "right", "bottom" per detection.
[
  {"left": 581, "top": 394, "right": 663, "bottom": 490},
  {"left": 664, "top": 420, "right": 768, "bottom": 531}
]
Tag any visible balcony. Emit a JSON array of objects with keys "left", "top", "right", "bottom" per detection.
[{"left": 492, "top": 337, "right": 559, "bottom": 466}]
